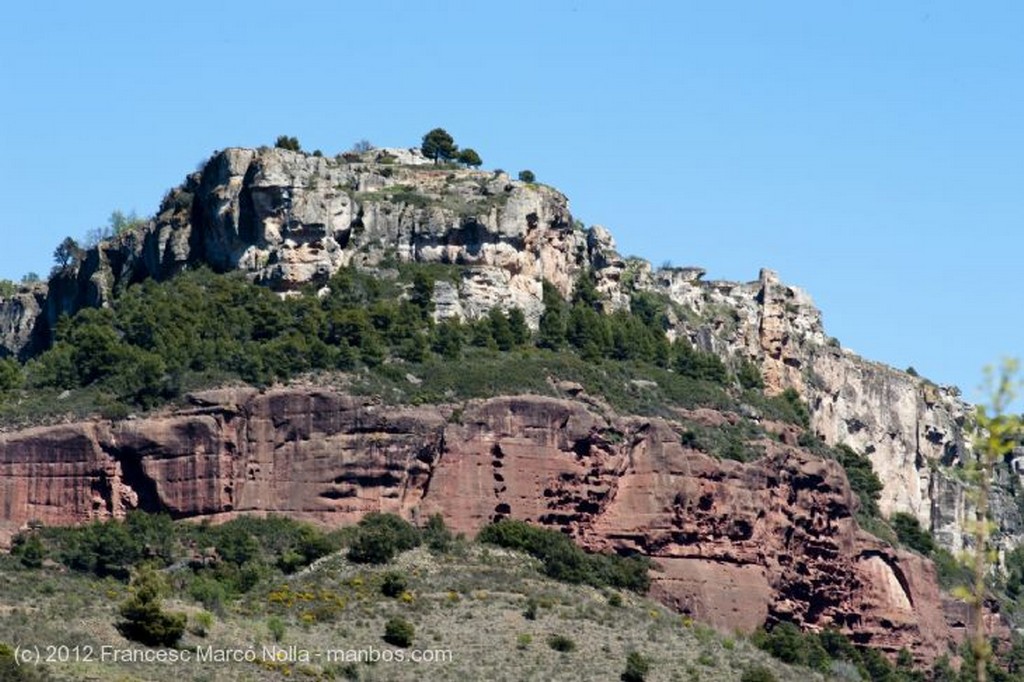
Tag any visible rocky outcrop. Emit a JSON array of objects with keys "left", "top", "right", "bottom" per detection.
[
  {"left": 0, "top": 285, "right": 46, "bottom": 360},
  {"left": 0, "top": 389, "right": 954, "bottom": 661}
]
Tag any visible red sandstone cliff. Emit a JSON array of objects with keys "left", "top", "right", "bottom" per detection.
[{"left": 0, "top": 388, "right": 953, "bottom": 661}]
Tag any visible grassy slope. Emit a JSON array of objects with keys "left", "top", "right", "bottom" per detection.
[{"left": 0, "top": 546, "right": 815, "bottom": 682}]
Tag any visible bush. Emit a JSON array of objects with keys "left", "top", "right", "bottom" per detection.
[
  {"left": 833, "top": 445, "right": 884, "bottom": 519},
  {"left": 423, "top": 513, "right": 455, "bottom": 553},
  {"left": 0, "top": 357, "right": 22, "bottom": 392},
  {"left": 740, "top": 665, "right": 778, "bottom": 682},
  {"left": 0, "top": 643, "right": 52, "bottom": 680},
  {"left": 890, "top": 511, "right": 936, "bottom": 555},
  {"left": 477, "top": 518, "right": 650, "bottom": 592},
  {"left": 12, "top": 533, "right": 45, "bottom": 569},
  {"left": 518, "top": 170, "right": 536, "bottom": 183},
  {"left": 383, "top": 617, "right": 415, "bottom": 647},
  {"left": 347, "top": 513, "right": 421, "bottom": 564},
  {"left": 621, "top": 651, "right": 651, "bottom": 682},
  {"left": 779, "top": 388, "right": 810, "bottom": 428},
  {"left": 753, "top": 622, "right": 827, "bottom": 669},
  {"left": 547, "top": 633, "right": 576, "bottom": 652},
  {"left": 275, "top": 135, "right": 301, "bottom": 151},
  {"left": 189, "top": 611, "right": 213, "bottom": 638},
  {"left": 267, "top": 616, "right": 286, "bottom": 642},
  {"left": 116, "top": 568, "right": 187, "bottom": 647},
  {"left": 380, "top": 571, "right": 408, "bottom": 598},
  {"left": 737, "top": 360, "right": 764, "bottom": 390}
]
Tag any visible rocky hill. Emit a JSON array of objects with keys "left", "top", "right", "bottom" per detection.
[
  {"left": 0, "top": 143, "right": 1018, "bottom": 667},
  {"left": 0, "top": 145, "right": 1010, "bottom": 554}
]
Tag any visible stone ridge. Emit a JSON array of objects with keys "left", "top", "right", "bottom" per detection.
[
  {"left": 0, "top": 388, "right": 953, "bottom": 662},
  {"left": 0, "top": 144, "right": 1011, "bottom": 556}
]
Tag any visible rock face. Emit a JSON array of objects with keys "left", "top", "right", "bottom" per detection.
[
  {"left": 0, "top": 145, "right": 1002, "bottom": 555},
  {"left": 0, "top": 286, "right": 46, "bottom": 360},
  {"left": 0, "top": 389, "right": 953, "bottom": 661}
]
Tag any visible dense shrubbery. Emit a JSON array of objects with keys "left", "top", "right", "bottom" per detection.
[
  {"left": 753, "top": 622, "right": 920, "bottom": 682},
  {"left": 346, "top": 513, "right": 422, "bottom": 564},
  {"left": 891, "top": 511, "right": 937, "bottom": 556},
  {"left": 832, "top": 444, "right": 885, "bottom": 519},
  {"left": 477, "top": 519, "right": 651, "bottom": 593},
  {"left": 7, "top": 264, "right": 787, "bottom": 428},
  {"left": 14, "top": 511, "right": 341, "bottom": 606}
]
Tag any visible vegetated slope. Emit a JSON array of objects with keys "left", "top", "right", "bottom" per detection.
[{"left": 1, "top": 510, "right": 918, "bottom": 682}]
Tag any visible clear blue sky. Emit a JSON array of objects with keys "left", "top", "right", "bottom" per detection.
[{"left": 1, "top": 1, "right": 1021, "bottom": 404}]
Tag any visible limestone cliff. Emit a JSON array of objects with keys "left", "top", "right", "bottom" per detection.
[
  {"left": 0, "top": 388, "right": 953, "bottom": 662},
  {"left": 0, "top": 145, "right": 1006, "bottom": 560}
]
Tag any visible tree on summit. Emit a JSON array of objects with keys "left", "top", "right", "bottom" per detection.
[
  {"left": 53, "top": 236, "right": 83, "bottom": 269},
  {"left": 274, "top": 135, "right": 301, "bottom": 152},
  {"left": 421, "top": 128, "right": 457, "bottom": 163},
  {"left": 457, "top": 148, "right": 482, "bottom": 168}
]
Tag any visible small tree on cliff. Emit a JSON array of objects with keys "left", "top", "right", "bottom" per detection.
[
  {"left": 421, "top": 128, "right": 457, "bottom": 164},
  {"left": 53, "top": 236, "right": 82, "bottom": 269}
]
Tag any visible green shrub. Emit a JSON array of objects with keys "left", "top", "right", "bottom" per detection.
[
  {"left": 621, "top": 651, "right": 651, "bottom": 682},
  {"left": 12, "top": 533, "right": 45, "bottom": 569},
  {"left": 383, "top": 616, "right": 415, "bottom": 647},
  {"left": 0, "top": 643, "right": 52, "bottom": 680},
  {"left": 116, "top": 568, "right": 187, "bottom": 647},
  {"left": 737, "top": 360, "right": 765, "bottom": 390},
  {"left": 890, "top": 511, "right": 936, "bottom": 555},
  {"left": 779, "top": 388, "right": 810, "bottom": 428},
  {"left": 753, "top": 622, "right": 827, "bottom": 670},
  {"left": 0, "top": 357, "right": 22, "bottom": 392},
  {"left": 267, "top": 616, "right": 286, "bottom": 642},
  {"left": 740, "top": 665, "right": 778, "bottom": 682},
  {"left": 189, "top": 611, "right": 213, "bottom": 638},
  {"left": 477, "top": 519, "right": 650, "bottom": 592},
  {"left": 833, "top": 445, "right": 884, "bottom": 519},
  {"left": 672, "top": 340, "right": 727, "bottom": 383},
  {"left": 347, "top": 513, "right": 421, "bottom": 564},
  {"left": 423, "top": 513, "right": 455, "bottom": 553},
  {"left": 274, "top": 135, "right": 301, "bottom": 151},
  {"left": 380, "top": 571, "right": 408, "bottom": 598},
  {"left": 546, "top": 634, "right": 576, "bottom": 652},
  {"left": 518, "top": 170, "right": 536, "bottom": 183}
]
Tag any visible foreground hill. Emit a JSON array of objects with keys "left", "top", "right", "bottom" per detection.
[{"left": 1, "top": 519, "right": 833, "bottom": 682}]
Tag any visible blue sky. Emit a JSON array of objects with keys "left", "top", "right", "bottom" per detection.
[{"left": 1, "top": 1, "right": 1021, "bottom": 404}]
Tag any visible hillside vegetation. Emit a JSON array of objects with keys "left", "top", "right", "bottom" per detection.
[
  {"left": 0, "top": 263, "right": 801, "bottom": 427},
  {"left": 2, "top": 512, "right": 973, "bottom": 682}
]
